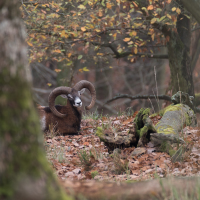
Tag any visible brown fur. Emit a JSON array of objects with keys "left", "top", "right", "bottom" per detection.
[{"left": 38, "top": 102, "right": 82, "bottom": 135}]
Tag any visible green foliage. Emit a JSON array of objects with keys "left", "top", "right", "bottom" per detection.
[
  {"left": 91, "top": 171, "right": 98, "bottom": 179},
  {"left": 20, "top": 0, "right": 184, "bottom": 65},
  {"left": 77, "top": 149, "right": 93, "bottom": 171}
]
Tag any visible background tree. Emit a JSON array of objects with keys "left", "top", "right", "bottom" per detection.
[
  {"left": 21, "top": 0, "right": 200, "bottom": 114},
  {"left": 0, "top": 1, "right": 72, "bottom": 199}
]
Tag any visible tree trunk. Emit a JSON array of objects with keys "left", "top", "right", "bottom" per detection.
[
  {"left": 166, "top": 4, "right": 194, "bottom": 96},
  {"left": 180, "top": 0, "right": 200, "bottom": 24},
  {"left": 0, "top": 1, "right": 72, "bottom": 200}
]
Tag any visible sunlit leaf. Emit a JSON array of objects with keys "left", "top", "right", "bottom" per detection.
[
  {"left": 60, "top": 30, "right": 68, "bottom": 38},
  {"left": 27, "top": 41, "right": 33, "bottom": 47},
  {"left": 47, "top": 83, "right": 52, "bottom": 87},
  {"left": 83, "top": 67, "right": 90, "bottom": 71},
  {"left": 78, "top": 55, "right": 83, "bottom": 60},
  {"left": 130, "top": 31, "right": 137, "bottom": 36},
  {"left": 123, "top": 38, "right": 131, "bottom": 42},
  {"left": 53, "top": 49, "right": 62, "bottom": 53},
  {"left": 151, "top": 18, "right": 157, "bottom": 24},
  {"left": 106, "top": 3, "right": 112, "bottom": 9},
  {"left": 54, "top": 69, "right": 61, "bottom": 72},
  {"left": 134, "top": 47, "right": 137, "bottom": 54},
  {"left": 147, "top": 5, "right": 153, "bottom": 10},
  {"left": 159, "top": 16, "right": 166, "bottom": 22},
  {"left": 172, "top": 7, "right": 176, "bottom": 11},
  {"left": 78, "top": 4, "right": 86, "bottom": 9},
  {"left": 81, "top": 27, "right": 86, "bottom": 31},
  {"left": 176, "top": 8, "right": 181, "bottom": 14}
]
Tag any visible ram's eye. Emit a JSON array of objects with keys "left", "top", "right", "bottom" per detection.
[{"left": 67, "top": 94, "right": 73, "bottom": 99}]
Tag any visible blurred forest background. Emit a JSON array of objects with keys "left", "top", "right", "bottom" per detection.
[{"left": 20, "top": 0, "right": 200, "bottom": 116}]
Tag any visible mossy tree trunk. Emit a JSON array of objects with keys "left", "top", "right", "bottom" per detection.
[{"left": 0, "top": 1, "right": 72, "bottom": 200}]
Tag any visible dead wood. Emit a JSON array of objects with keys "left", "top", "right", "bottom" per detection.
[{"left": 64, "top": 177, "right": 200, "bottom": 200}]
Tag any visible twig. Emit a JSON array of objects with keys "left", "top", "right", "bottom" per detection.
[{"left": 106, "top": 94, "right": 171, "bottom": 104}]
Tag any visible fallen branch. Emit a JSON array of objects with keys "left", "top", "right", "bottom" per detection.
[{"left": 64, "top": 177, "right": 200, "bottom": 200}]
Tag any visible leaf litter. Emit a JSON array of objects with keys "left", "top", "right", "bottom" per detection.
[{"left": 44, "top": 114, "right": 200, "bottom": 183}]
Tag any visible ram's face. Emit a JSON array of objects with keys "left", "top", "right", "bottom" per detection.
[
  {"left": 61, "top": 88, "right": 86, "bottom": 108},
  {"left": 68, "top": 94, "right": 82, "bottom": 107}
]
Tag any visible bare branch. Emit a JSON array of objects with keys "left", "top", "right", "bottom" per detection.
[
  {"left": 106, "top": 94, "right": 172, "bottom": 104},
  {"left": 116, "top": 51, "right": 168, "bottom": 59}
]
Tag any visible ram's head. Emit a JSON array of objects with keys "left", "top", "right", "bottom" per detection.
[{"left": 48, "top": 80, "right": 96, "bottom": 118}]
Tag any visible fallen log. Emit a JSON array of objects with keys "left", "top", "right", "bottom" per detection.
[
  {"left": 95, "top": 92, "right": 196, "bottom": 151},
  {"left": 64, "top": 177, "right": 200, "bottom": 200}
]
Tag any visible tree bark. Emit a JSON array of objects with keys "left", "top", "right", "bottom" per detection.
[
  {"left": 0, "top": 1, "right": 72, "bottom": 200},
  {"left": 180, "top": 0, "right": 200, "bottom": 24},
  {"left": 165, "top": 4, "right": 194, "bottom": 96}
]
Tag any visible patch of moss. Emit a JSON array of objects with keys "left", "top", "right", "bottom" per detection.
[
  {"left": 155, "top": 123, "right": 176, "bottom": 135},
  {"left": 169, "top": 149, "right": 176, "bottom": 157},
  {"left": 95, "top": 127, "right": 105, "bottom": 142},
  {"left": 139, "top": 126, "right": 148, "bottom": 138},
  {"left": 134, "top": 108, "right": 150, "bottom": 138}
]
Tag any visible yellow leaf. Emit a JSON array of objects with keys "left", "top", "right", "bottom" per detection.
[
  {"left": 151, "top": 33, "right": 155, "bottom": 41},
  {"left": 68, "top": 53, "right": 72, "bottom": 58},
  {"left": 98, "top": 10, "right": 103, "bottom": 17},
  {"left": 27, "top": 41, "right": 33, "bottom": 47},
  {"left": 78, "top": 4, "right": 86, "bottom": 9},
  {"left": 176, "top": 8, "right": 181, "bottom": 14},
  {"left": 147, "top": 5, "right": 154, "bottom": 10},
  {"left": 60, "top": 30, "right": 68, "bottom": 38},
  {"left": 106, "top": 3, "right": 112, "bottom": 9},
  {"left": 81, "top": 27, "right": 86, "bottom": 31},
  {"left": 54, "top": 69, "right": 61, "bottom": 72},
  {"left": 123, "top": 38, "right": 131, "bottom": 42},
  {"left": 134, "top": 47, "right": 137, "bottom": 54},
  {"left": 113, "top": 33, "right": 117, "bottom": 39},
  {"left": 166, "top": 14, "right": 172, "bottom": 19},
  {"left": 128, "top": 41, "right": 134, "bottom": 45},
  {"left": 172, "top": 7, "right": 176, "bottom": 11},
  {"left": 47, "top": 83, "right": 52, "bottom": 86},
  {"left": 151, "top": 18, "right": 157, "bottom": 24},
  {"left": 167, "top": 0, "right": 172, "bottom": 3},
  {"left": 130, "top": 31, "right": 137, "bottom": 36},
  {"left": 53, "top": 49, "right": 62, "bottom": 53},
  {"left": 82, "top": 67, "right": 89, "bottom": 71}
]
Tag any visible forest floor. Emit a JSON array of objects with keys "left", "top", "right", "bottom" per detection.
[{"left": 44, "top": 112, "right": 200, "bottom": 183}]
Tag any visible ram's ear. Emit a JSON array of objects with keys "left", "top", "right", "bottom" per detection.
[
  {"left": 60, "top": 94, "right": 68, "bottom": 99},
  {"left": 79, "top": 88, "right": 85, "bottom": 95}
]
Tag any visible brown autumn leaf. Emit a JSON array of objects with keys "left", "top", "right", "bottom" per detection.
[{"left": 147, "top": 5, "right": 154, "bottom": 10}]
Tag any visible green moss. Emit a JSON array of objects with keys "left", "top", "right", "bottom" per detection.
[
  {"left": 155, "top": 123, "right": 177, "bottom": 135},
  {"left": 139, "top": 126, "right": 148, "bottom": 137},
  {"left": 95, "top": 127, "right": 105, "bottom": 141},
  {"left": 169, "top": 149, "right": 176, "bottom": 157},
  {"left": 91, "top": 171, "right": 99, "bottom": 179},
  {"left": 164, "top": 104, "right": 182, "bottom": 113},
  {"left": 134, "top": 108, "right": 150, "bottom": 133}
]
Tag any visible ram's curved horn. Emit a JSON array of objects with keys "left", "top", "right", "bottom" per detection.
[
  {"left": 73, "top": 80, "right": 96, "bottom": 110},
  {"left": 48, "top": 86, "right": 72, "bottom": 118}
]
